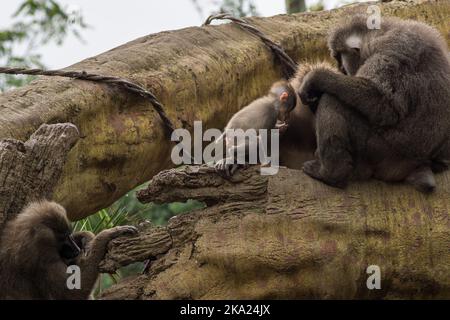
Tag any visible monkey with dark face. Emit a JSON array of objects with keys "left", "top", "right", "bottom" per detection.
[
  {"left": 215, "top": 80, "right": 297, "bottom": 176},
  {"left": 0, "top": 201, "right": 138, "bottom": 300},
  {"left": 298, "top": 16, "right": 450, "bottom": 192}
]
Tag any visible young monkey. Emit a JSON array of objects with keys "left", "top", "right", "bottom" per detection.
[{"left": 215, "top": 80, "right": 297, "bottom": 176}]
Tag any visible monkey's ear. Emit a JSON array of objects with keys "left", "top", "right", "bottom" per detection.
[{"left": 279, "top": 91, "right": 289, "bottom": 102}]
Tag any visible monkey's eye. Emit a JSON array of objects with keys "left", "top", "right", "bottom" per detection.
[{"left": 279, "top": 91, "right": 289, "bottom": 102}]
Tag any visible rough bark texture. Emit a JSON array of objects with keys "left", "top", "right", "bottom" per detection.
[
  {"left": 0, "top": 0, "right": 449, "bottom": 300},
  {"left": 0, "top": 123, "right": 79, "bottom": 232},
  {"left": 0, "top": 0, "right": 448, "bottom": 220},
  {"left": 100, "top": 166, "right": 450, "bottom": 299}
]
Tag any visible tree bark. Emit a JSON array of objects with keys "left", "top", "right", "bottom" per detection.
[
  {"left": 286, "top": 0, "right": 306, "bottom": 13},
  {"left": 100, "top": 166, "right": 450, "bottom": 299},
  {"left": 0, "top": 123, "right": 79, "bottom": 232},
  {"left": 0, "top": 0, "right": 448, "bottom": 220}
]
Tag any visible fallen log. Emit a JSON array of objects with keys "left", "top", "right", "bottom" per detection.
[
  {"left": 100, "top": 166, "right": 450, "bottom": 299},
  {"left": 0, "top": 0, "right": 448, "bottom": 219}
]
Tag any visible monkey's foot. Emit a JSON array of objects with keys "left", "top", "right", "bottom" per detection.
[
  {"left": 405, "top": 166, "right": 436, "bottom": 193},
  {"left": 215, "top": 159, "right": 241, "bottom": 178},
  {"left": 302, "top": 160, "right": 347, "bottom": 189}
]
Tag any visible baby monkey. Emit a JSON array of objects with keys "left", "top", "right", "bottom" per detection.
[{"left": 215, "top": 80, "right": 297, "bottom": 176}]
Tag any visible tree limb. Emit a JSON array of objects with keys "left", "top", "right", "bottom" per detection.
[{"left": 1, "top": 0, "right": 448, "bottom": 219}]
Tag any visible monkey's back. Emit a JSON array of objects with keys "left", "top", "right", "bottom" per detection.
[
  {"left": 358, "top": 19, "right": 450, "bottom": 159},
  {"left": 225, "top": 96, "right": 278, "bottom": 132}
]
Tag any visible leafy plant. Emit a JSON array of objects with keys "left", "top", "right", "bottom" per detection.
[
  {"left": 217, "top": 0, "right": 259, "bottom": 17},
  {"left": 0, "top": 0, "right": 87, "bottom": 91},
  {"left": 72, "top": 183, "right": 205, "bottom": 297}
]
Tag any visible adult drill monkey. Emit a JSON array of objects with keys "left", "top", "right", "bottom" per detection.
[
  {"left": 0, "top": 201, "right": 138, "bottom": 300},
  {"left": 298, "top": 15, "right": 450, "bottom": 192}
]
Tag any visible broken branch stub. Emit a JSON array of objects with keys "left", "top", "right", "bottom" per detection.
[{"left": 101, "top": 166, "right": 450, "bottom": 299}]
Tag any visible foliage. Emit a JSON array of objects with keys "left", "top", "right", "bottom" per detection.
[
  {"left": 308, "top": 0, "right": 325, "bottom": 12},
  {"left": 73, "top": 183, "right": 205, "bottom": 297},
  {"left": 191, "top": 0, "right": 259, "bottom": 18},
  {"left": 0, "top": 0, "right": 87, "bottom": 91},
  {"left": 218, "top": 0, "right": 259, "bottom": 17}
]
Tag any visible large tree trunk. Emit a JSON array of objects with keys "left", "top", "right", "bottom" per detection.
[
  {"left": 100, "top": 166, "right": 450, "bottom": 299},
  {"left": 0, "top": 0, "right": 449, "bottom": 299},
  {"left": 0, "top": 0, "right": 448, "bottom": 220}
]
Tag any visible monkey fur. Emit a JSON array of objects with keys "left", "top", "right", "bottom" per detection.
[
  {"left": 298, "top": 16, "right": 450, "bottom": 192},
  {"left": 279, "top": 61, "right": 336, "bottom": 169},
  {"left": 215, "top": 80, "right": 297, "bottom": 176},
  {"left": 0, "top": 200, "right": 138, "bottom": 300}
]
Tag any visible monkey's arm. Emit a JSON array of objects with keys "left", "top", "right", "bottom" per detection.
[
  {"left": 71, "top": 226, "right": 138, "bottom": 299},
  {"left": 299, "top": 69, "right": 405, "bottom": 127}
]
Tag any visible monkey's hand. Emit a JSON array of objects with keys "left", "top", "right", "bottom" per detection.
[
  {"left": 298, "top": 69, "right": 327, "bottom": 106},
  {"left": 215, "top": 158, "right": 240, "bottom": 178},
  {"left": 275, "top": 121, "right": 288, "bottom": 135},
  {"left": 97, "top": 225, "right": 138, "bottom": 243}
]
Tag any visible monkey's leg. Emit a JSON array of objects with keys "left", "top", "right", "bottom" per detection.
[
  {"left": 405, "top": 166, "right": 436, "bottom": 193},
  {"left": 303, "top": 95, "right": 363, "bottom": 188}
]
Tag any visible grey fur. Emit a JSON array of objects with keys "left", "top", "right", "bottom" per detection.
[{"left": 299, "top": 15, "right": 450, "bottom": 191}]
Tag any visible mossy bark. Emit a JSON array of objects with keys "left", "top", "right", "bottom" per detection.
[{"left": 0, "top": 0, "right": 448, "bottom": 219}]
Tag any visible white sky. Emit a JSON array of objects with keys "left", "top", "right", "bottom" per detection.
[{"left": 0, "top": 0, "right": 367, "bottom": 69}]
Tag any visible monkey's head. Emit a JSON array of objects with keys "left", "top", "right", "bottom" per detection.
[
  {"left": 292, "top": 61, "right": 338, "bottom": 112},
  {"left": 1, "top": 201, "right": 81, "bottom": 266},
  {"left": 328, "top": 15, "right": 385, "bottom": 75},
  {"left": 269, "top": 80, "right": 297, "bottom": 122}
]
